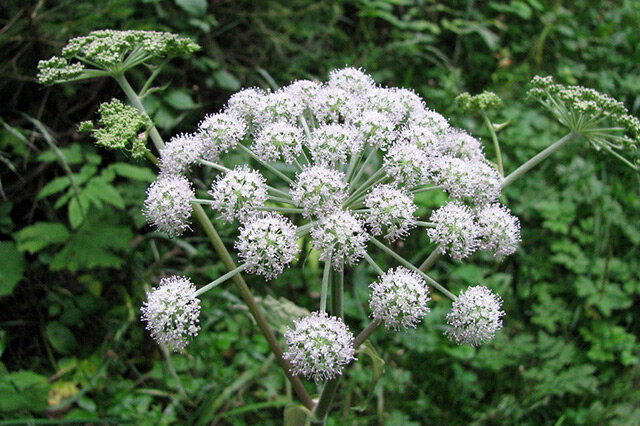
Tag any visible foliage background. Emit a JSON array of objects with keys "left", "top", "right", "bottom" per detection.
[{"left": 1, "top": 0, "right": 639, "bottom": 424}]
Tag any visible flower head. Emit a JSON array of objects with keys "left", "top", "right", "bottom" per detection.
[
  {"left": 283, "top": 80, "right": 322, "bottom": 107},
  {"left": 311, "top": 210, "right": 370, "bottom": 269},
  {"left": 37, "top": 56, "right": 85, "bottom": 86},
  {"left": 364, "top": 88, "right": 407, "bottom": 125},
  {"left": 369, "top": 267, "right": 431, "bottom": 330},
  {"left": 143, "top": 174, "right": 194, "bottom": 237},
  {"left": 290, "top": 165, "right": 348, "bottom": 218},
  {"left": 141, "top": 276, "right": 201, "bottom": 352},
  {"left": 311, "top": 87, "right": 361, "bottom": 123},
  {"left": 306, "top": 124, "right": 362, "bottom": 165},
  {"left": 80, "top": 99, "right": 152, "bottom": 158},
  {"left": 209, "top": 166, "right": 268, "bottom": 222},
  {"left": 235, "top": 213, "right": 299, "bottom": 279},
  {"left": 445, "top": 285, "right": 504, "bottom": 346},
  {"left": 437, "top": 130, "right": 485, "bottom": 162},
  {"left": 283, "top": 311, "right": 356, "bottom": 381},
  {"left": 354, "top": 110, "right": 397, "bottom": 150},
  {"left": 476, "top": 204, "right": 521, "bottom": 259},
  {"left": 255, "top": 90, "right": 305, "bottom": 126},
  {"left": 413, "top": 108, "right": 451, "bottom": 135},
  {"left": 432, "top": 157, "right": 501, "bottom": 205},
  {"left": 198, "top": 112, "right": 247, "bottom": 160},
  {"left": 328, "top": 67, "right": 376, "bottom": 94},
  {"left": 427, "top": 202, "right": 480, "bottom": 260},
  {"left": 159, "top": 133, "right": 204, "bottom": 175},
  {"left": 383, "top": 142, "right": 432, "bottom": 188},
  {"left": 364, "top": 184, "right": 417, "bottom": 241},
  {"left": 252, "top": 121, "right": 305, "bottom": 163},
  {"left": 400, "top": 124, "right": 440, "bottom": 152},
  {"left": 226, "top": 87, "right": 266, "bottom": 123}
]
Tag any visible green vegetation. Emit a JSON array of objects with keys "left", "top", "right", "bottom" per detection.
[{"left": 1, "top": 1, "right": 639, "bottom": 424}]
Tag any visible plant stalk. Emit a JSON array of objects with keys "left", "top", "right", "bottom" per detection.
[{"left": 502, "top": 132, "right": 578, "bottom": 188}]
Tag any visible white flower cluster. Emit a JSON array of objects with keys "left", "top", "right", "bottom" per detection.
[
  {"left": 310, "top": 210, "right": 370, "bottom": 269},
  {"left": 141, "top": 276, "right": 201, "bottom": 352},
  {"left": 283, "top": 311, "right": 356, "bottom": 382},
  {"left": 209, "top": 166, "right": 268, "bottom": 222},
  {"left": 445, "top": 285, "right": 504, "bottom": 346},
  {"left": 140, "top": 66, "right": 522, "bottom": 356},
  {"left": 143, "top": 174, "right": 194, "bottom": 237},
  {"left": 369, "top": 267, "right": 431, "bottom": 330},
  {"left": 363, "top": 184, "right": 417, "bottom": 241},
  {"left": 235, "top": 213, "right": 299, "bottom": 279}
]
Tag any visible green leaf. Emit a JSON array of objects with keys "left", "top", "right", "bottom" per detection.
[
  {"left": 175, "top": 0, "right": 207, "bottom": 15},
  {"left": 37, "top": 143, "right": 84, "bottom": 164},
  {"left": 0, "top": 241, "right": 25, "bottom": 297},
  {"left": 68, "top": 194, "right": 90, "bottom": 229},
  {"left": 85, "top": 181, "right": 125, "bottom": 209},
  {"left": 284, "top": 404, "right": 311, "bottom": 426},
  {"left": 0, "top": 371, "right": 50, "bottom": 412},
  {"left": 15, "top": 222, "right": 70, "bottom": 254},
  {"left": 214, "top": 70, "right": 241, "bottom": 91},
  {"left": 109, "top": 163, "right": 155, "bottom": 182},
  {"left": 46, "top": 322, "right": 77, "bottom": 355},
  {"left": 164, "top": 89, "right": 196, "bottom": 110},
  {"left": 50, "top": 215, "right": 133, "bottom": 272},
  {"left": 38, "top": 176, "right": 71, "bottom": 199}
]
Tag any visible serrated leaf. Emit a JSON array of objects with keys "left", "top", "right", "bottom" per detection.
[
  {"left": 15, "top": 222, "right": 70, "bottom": 254},
  {"left": 37, "top": 143, "right": 84, "bottom": 164},
  {"left": 51, "top": 215, "right": 133, "bottom": 271},
  {"left": 38, "top": 176, "right": 71, "bottom": 199},
  {"left": 68, "top": 194, "right": 90, "bottom": 229},
  {"left": 109, "top": 163, "right": 155, "bottom": 182},
  {"left": 85, "top": 181, "right": 125, "bottom": 209},
  {"left": 0, "top": 241, "right": 25, "bottom": 297}
]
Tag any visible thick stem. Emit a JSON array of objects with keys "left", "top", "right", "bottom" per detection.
[
  {"left": 113, "top": 74, "right": 165, "bottom": 152},
  {"left": 502, "top": 132, "right": 578, "bottom": 188},
  {"left": 418, "top": 249, "right": 441, "bottom": 272},
  {"left": 354, "top": 318, "right": 382, "bottom": 349},
  {"left": 311, "top": 377, "right": 342, "bottom": 425},
  {"left": 482, "top": 112, "right": 504, "bottom": 177},
  {"left": 192, "top": 204, "right": 314, "bottom": 410}
]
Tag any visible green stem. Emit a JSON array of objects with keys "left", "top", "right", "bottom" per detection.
[
  {"left": 195, "top": 264, "right": 247, "bottom": 296},
  {"left": 502, "top": 132, "right": 578, "bottom": 188},
  {"left": 238, "top": 144, "right": 294, "bottom": 184},
  {"left": 311, "top": 377, "right": 342, "bottom": 425},
  {"left": 331, "top": 263, "right": 344, "bottom": 319},
  {"left": 354, "top": 318, "right": 382, "bottom": 348},
  {"left": 268, "top": 186, "right": 293, "bottom": 199},
  {"left": 256, "top": 206, "right": 304, "bottom": 214},
  {"left": 369, "top": 237, "right": 456, "bottom": 300},
  {"left": 113, "top": 73, "right": 165, "bottom": 152},
  {"left": 268, "top": 196, "right": 295, "bottom": 204},
  {"left": 482, "top": 112, "right": 504, "bottom": 177},
  {"left": 411, "top": 185, "right": 441, "bottom": 194},
  {"left": 415, "top": 221, "right": 436, "bottom": 228},
  {"left": 350, "top": 148, "right": 377, "bottom": 186},
  {"left": 295, "top": 222, "right": 316, "bottom": 237},
  {"left": 344, "top": 169, "right": 386, "bottom": 206},
  {"left": 192, "top": 205, "right": 314, "bottom": 410},
  {"left": 320, "top": 256, "right": 332, "bottom": 313},
  {"left": 199, "top": 159, "right": 230, "bottom": 173},
  {"left": 418, "top": 249, "right": 441, "bottom": 272},
  {"left": 363, "top": 252, "right": 385, "bottom": 275}
]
